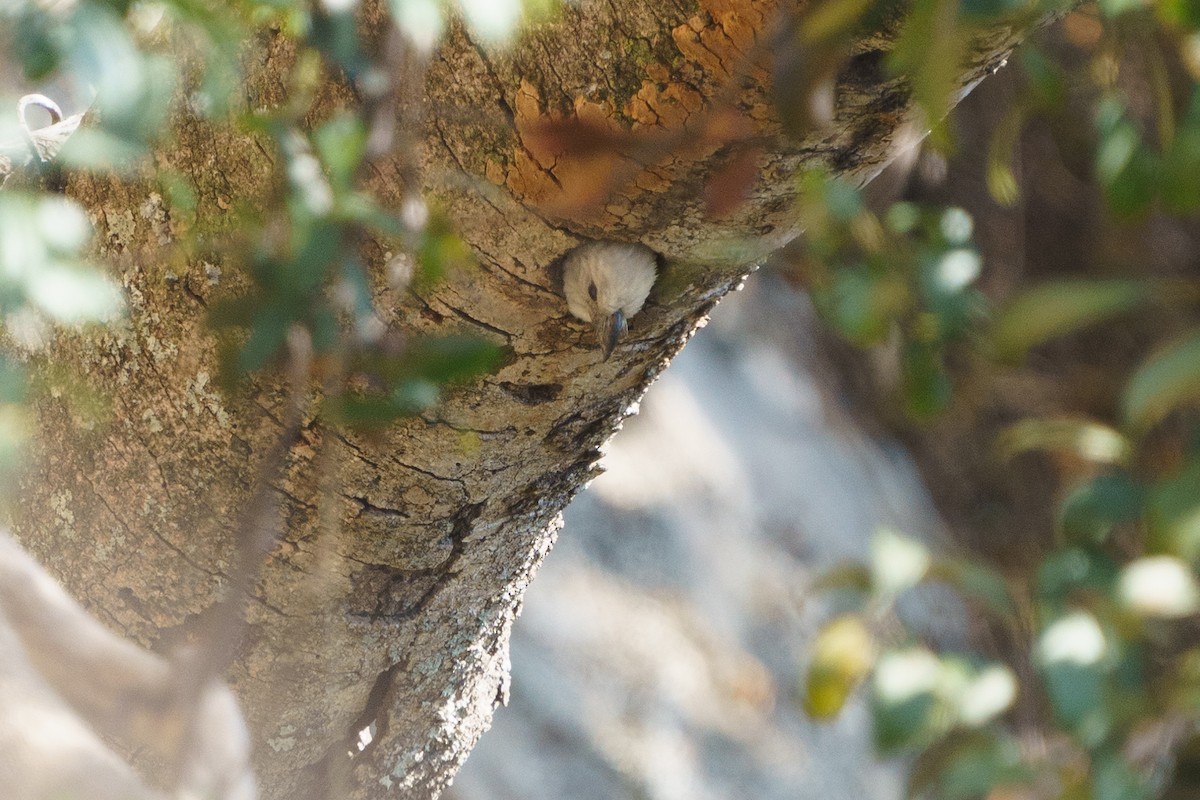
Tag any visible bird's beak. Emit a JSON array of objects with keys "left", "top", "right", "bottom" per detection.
[{"left": 597, "top": 309, "right": 627, "bottom": 360}]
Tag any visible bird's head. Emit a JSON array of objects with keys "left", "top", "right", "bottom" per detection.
[{"left": 561, "top": 241, "right": 658, "bottom": 359}]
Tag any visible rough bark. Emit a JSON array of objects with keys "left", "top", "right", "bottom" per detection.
[{"left": 9, "top": 1, "right": 1035, "bottom": 798}]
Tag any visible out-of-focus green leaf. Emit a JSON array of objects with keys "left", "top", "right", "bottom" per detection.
[
  {"left": 311, "top": 6, "right": 368, "bottom": 77},
  {"left": 1147, "top": 459, "right": 1200, "bottom": 560},
  {"left": 1092, "top": 751, "right": 1151, "bottom": 800},
  {"left": 803, "top": 614, "right": 876, "bottom": 718},
  {"left": 392, "top": 378, "right": 440, "bottom": 414},
  {"left": 800, "top": 0, "right": 877, "bottom": 41},
  {"left": 908, "top": 731, "right": 1031, "bottom": 800},
  {"left": 1059, "top": 473, "right": 1143, "bottom": 545},
  {"left": 1036, "top": 610, "right": 1111, "bottom": 744},
  {"left": 397, "top": 336, "right": 505, "bottom": 384},
  {"left": 238, "top": 302, "right": 295, "bottom": 373},
  {"left": 986, "top": 105, "right": 1026, "bottom": 206},
  {"left": 10, "top": 7, "right": 62, "bottom": 79},
  {"left": 991, "top": 281, "right": 1150, "bottom": 363},
  {"left": 872, "top": 647, "right": 942, "bottom": 752},
  {"left": 902, "top": 341, "right": 952, "bottom": 419},
  {"left": 1105, "top": 148, "right": 1160, "bottom": 217},
  {"left": 1037, "top": 547, "right": 1119, "bottom": 605},
  {"left": 1123, "top": 330, "right": 1200, "bottom": 431},
  {"left": 811, "top": 562, "right": 873, "bottom": 596},
  {"left": 315, "top": 113, "right": 366, "bottom": 191},
  {"left": 825, "top": 269, "right": 906, "bottom": 345},
  {"left": 458, "top": 0, "right": 527, "bottom": 44},
  {"left": 998, "top": 418, "right": 1131, "bottom": 465},
  {"left": 927, "top": 560, "right": 1017, "bottom": 618},
  {"left": 889, "top": 0, "right": 962, "bottom": 152}
]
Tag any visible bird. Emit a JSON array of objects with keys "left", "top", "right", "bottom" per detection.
[{"left": 561, "top": 240, "right": 658, "bottom": 360}]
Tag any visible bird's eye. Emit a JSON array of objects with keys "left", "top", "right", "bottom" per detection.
[{"left": 587, "top": 282, "right": 598, "bottom": 301}]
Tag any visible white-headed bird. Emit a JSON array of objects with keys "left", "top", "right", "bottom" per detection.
[{"left": 561, "top": 241, "right": 658, "bottom": 359}]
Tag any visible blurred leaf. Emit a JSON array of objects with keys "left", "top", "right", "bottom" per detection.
[
  {"left": 908, "top": 731, "right": 1031, "bottom": 800},
  {"left": 804, "top": 614, "right": 876, "bottom": 718},
  {"left": 927, "top": 560, "right": 1017, "bottom": 618},
  {"left": 824, "top": 268, "right": 906, "bottom": 345},
  {"left": 238, "top": 302, "right": 295, "bottom": 373},
  {"left": 773, "top": 41, "right": 842, "bottom": 136},
  {"left": 315, "top": 113, "right": 367, "bottom": 191},
  {"left": 811, "top": 562, "right": 873, "bottom": 595},
  {"left": 991, "top": 281, "right": 1150, "bottom": 363},
  {"left": 10, "top": 7, "right": 62, "bottom": 79},
  {"left": 1059, "top": 473, "right": 1143, "bottom": 545},
  {"left": 800, "top": 0, "right": 877, "bottom": 41},
  {"left": 1123, "top": 329, "right": 1200, "bottom": 431},
  {"left": 391, "top": 378, "right": 440, "bottom": 413},
  {"left": 27, "top": 264, "right": 124, "bottom": 324},
  {"left": 998, "top": 418, "right": 1130, "bottom": 465},
  {"left": 1037, "top": 610, "right": 1112, "bottom": 743},
  {"left": 872, "top": 647, "right": 942, "bottom": 752},
  {"left": 311, "top": 7, "right": 368, "bottom": 77},
  {"left": 396, "top": 336, "right": 505, "bottom": 384},
  {"left": 458, "top": 0, "right": 526, "bottom": 44},
  {"left": 389, "top": 0, "right": 446, "bottom": 53},
  {"left": 704, "top": 147, "right": 762, "bottom": 218},
  {"left": 902, "top": 341, "right": 952, "bottom": 419},
  {"left": 890, "top": 0, "right": 963, "bottom": 152},
  {"left": 1037, "top": 548, "right": 1119, "bottom": 605},
  {"left": 1118, "top": 556, "right": 1200, "bottom": 619},
  {"left": 871, "top": 528, "right": 931, "bottom": 598},
  {"left": 986, "top": 104, "right": 1027, "bottom": 206},
  {"left": 1105, "top": 148, "right": 1160, "bottom": 217},
  {"left": 1092, "top": 751, "right": 1151, "bottom": 800},
  {"left": 1147, "top": 459, "right": 1200, "bottom": 560}
]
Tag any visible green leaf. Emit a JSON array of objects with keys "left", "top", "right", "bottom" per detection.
[
  {"left": 1037, "top": 548, "right": 1119, "bottom": 605},
  {"left": 1123, "top": 329, "right": 1200, "bottom": 431},
  {"left": 1059, "top": 474, "right": 1143, "bottom": 545},
  {"left": 991, "top": 281, "right": 1150, "bottom": 363},
  {"left": 908, "top": 731, "right": 1030, "bottom": 800},
  {"left": 1092, "top": 751, "right": 1152, "bottom": 800},
  {"left": 997, "top": 418, "right": 1130, "bottom": 465},
  {"left": 1147, "top": 459, "right": 1200, "bottom": 560},
  {"left": 397, "top": 336, "right": 505, "bottom": 385},
  {"left": 889, "top": 0, "right": 963, "bottom": 152},
  {"left": 872, "top": 647, "right": 943, "bottom": 752},
  {"left": 927, "top": 560, "right": 1017, "bottom": 619},
  {"left": 314, "top": 113, "right": 366, "bottom": 190},
  {"left": 902, "top": 341, "right": 952, "bottom": 419},
  {"left": 1036, "top": 610, "right": 1112, "bottom": 744},
  {"left": 238, "top": 302, "right": 295, "bottom": 373}
]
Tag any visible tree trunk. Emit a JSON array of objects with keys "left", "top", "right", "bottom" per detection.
[{"left": 11, "top": 1, "right": 1034, "bottom": 797}]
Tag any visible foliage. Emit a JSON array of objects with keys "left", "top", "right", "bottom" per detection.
[
  {"left": 0, "top": 0, "right": 510, "bottom": 437},
  {"left": 794, "top": 0, "right": 1200, "bottom": 797}
]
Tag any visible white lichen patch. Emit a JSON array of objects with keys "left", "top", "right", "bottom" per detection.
[
  {"left": 267, "top": 724, "right": 297, "bottom": 752},
  {"left": 138, "top": 192, "right": 172, "bottom": 246},
  {"left": 51, "top": 490, "right": 74, "bottom": 527},
  {"left": 186, "top": 370, "right": 230, "bottom": 428},
  {"left": 103, "top": 208, "right": 136, "bottom": 252},
  {"left": 141, "top": 408, "right": 164, "bottom": 434}
]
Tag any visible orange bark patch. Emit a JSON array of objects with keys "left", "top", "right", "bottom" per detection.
[{"left": 495, "top": 0, "right": 780, "bottom": 224}]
